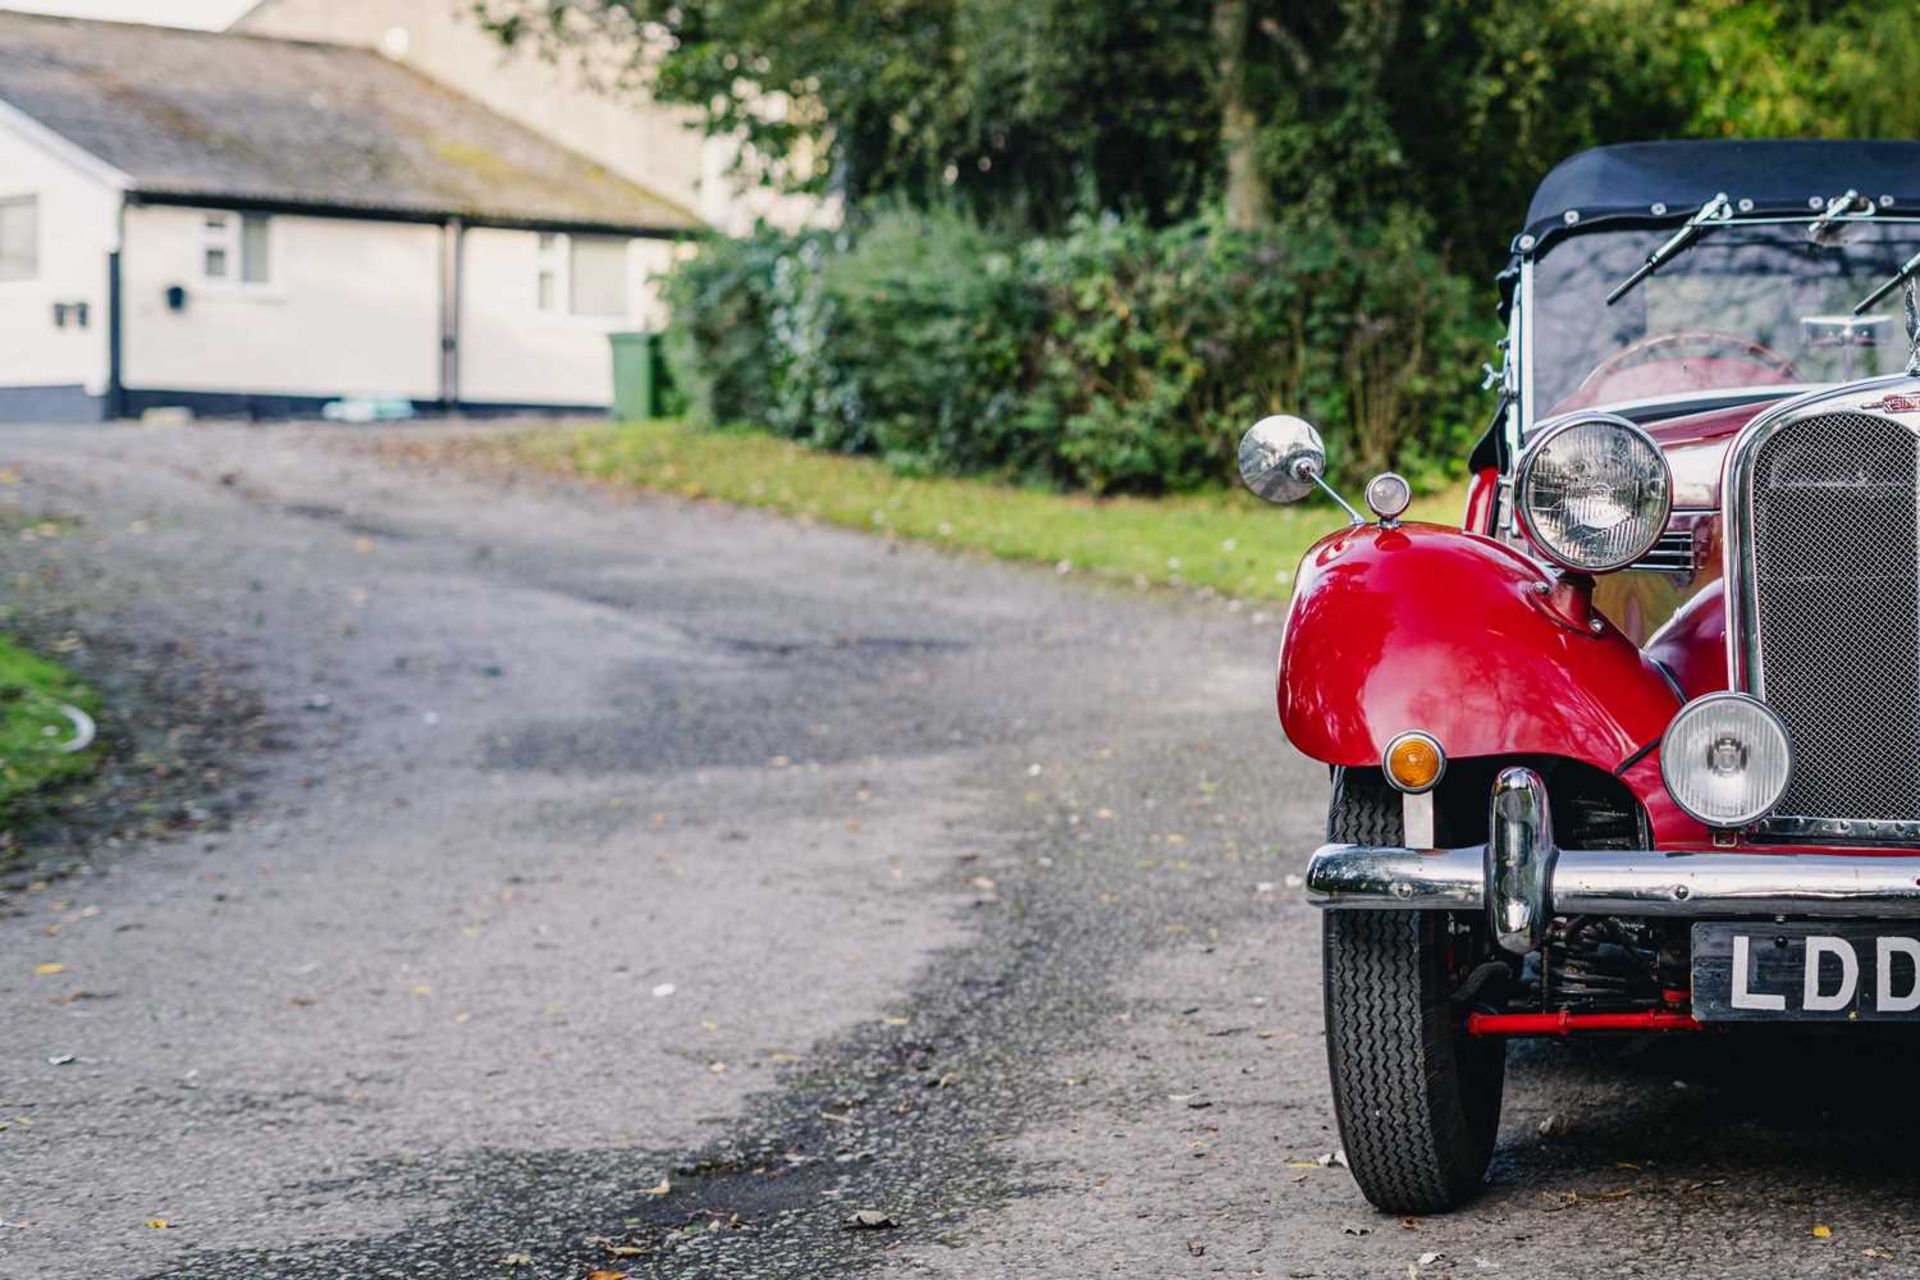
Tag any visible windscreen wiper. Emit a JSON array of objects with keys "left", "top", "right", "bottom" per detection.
[
  {"left": 1807, "top": 188, "right": 1869, "bottom": 243},
  {"left": 1605, "top": 193, "right": 1733, "bottom": 307},
  {"left": 1852, "top": 247, "right": 1920, "bottom": 316}
]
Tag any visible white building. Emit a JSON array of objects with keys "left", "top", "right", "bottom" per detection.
[
  {"left": 0, "top": 10, "right": 702, "bottom": 421},
  {"left": 233, "top": 0, "right": 824, "bottom": 238}
]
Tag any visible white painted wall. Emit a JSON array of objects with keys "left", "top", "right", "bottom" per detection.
[
  {"left": 121, "top": 205, "right": 442, "bottom": 399},
  {"left": 459, "top": 226, "right": 675, "bottom": 407},
  {"left": 0, "top": 108, "right": 119, "bottom": 392}
]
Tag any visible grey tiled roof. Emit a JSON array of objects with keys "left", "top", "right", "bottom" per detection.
[{"left": 0, "top": 11, "right": 701, "bottom": 232}]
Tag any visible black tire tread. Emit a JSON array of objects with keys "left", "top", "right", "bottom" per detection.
[
  {"left": 1321, "top": 771, "right": 1503, "bottom": 1214},
  {"left": 1327, "top": 767, "right": 1402, "bottom": 845}
]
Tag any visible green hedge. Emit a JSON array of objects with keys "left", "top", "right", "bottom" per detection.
[{"left": 659, "top": 210, "right": 1496, "bottom": 493}]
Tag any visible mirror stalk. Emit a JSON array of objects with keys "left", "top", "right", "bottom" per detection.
[{"left": 1307, "top": 467, "right": 1366, "bottom": 524}]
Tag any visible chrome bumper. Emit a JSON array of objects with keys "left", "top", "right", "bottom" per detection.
[{"left": 1307, "top": 766, "right": 1920, "bottom": 932}]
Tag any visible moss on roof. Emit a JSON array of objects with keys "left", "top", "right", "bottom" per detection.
[{"left": 0, "top": 11, "right": 701, "bottom": 233}]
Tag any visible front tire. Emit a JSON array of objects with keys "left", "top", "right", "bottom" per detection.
[{"left": 1322, "top": 770, "right": 1505, "bottom": 1213}]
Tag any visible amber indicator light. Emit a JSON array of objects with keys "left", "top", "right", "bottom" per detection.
[{"left": 1386, "top": 734, "right": 1443, "bottom": 792}]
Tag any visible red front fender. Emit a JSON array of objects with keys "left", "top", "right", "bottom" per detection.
[{"left": 1279, "top": 523, "right": 1682, "bottom": 779}]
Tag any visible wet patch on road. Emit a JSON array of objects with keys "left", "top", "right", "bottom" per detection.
[{"left": 142, "top": 726, "right": 1290, "bottom": 1278}]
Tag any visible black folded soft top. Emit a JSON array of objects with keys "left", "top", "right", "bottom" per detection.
[
  {"left": 1520, "top": 139, "right": 1920, "bottom": 252},
  {"left": 1496, "top": 139, "right": 1920, "bottom": 321}
]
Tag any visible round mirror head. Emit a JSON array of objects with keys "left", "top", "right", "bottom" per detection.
[{"left": 1238, "top": 415, "right": 1326, "bottom": 504}]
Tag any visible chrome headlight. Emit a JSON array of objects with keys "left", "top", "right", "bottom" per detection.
[
  {"left": 1661, "top": 692, "right": 1794, "bottom": 828},
  {"left": 1517, "top": 415, "right": 1672, "bottom": 572}
]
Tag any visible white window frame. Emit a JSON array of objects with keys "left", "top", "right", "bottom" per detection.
[
  {"left": 535, "top": 231, "right": 564, "bottom": 314},
  {"left": 534, "top": 230, "right": 632, "bottom": 323},
  {"left": 200, "top": 210, "right": 273, "bottom": 289},
  {"left": 0, "top": 194, "right": 38, "bottom": 284}
]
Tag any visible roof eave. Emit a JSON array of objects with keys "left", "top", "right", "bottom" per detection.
[
  {"left": 125, "top": 187, "right": 702, "bottom": 240},
  {"left": 0, "top": 94, "right": 130, "bottom": 191}
]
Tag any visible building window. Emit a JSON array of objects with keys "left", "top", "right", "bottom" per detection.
[
  {"left": 203, "top": 212, "right": 270, "bottom": 284},
  {"left": 535, "top": 231, "right": 629, "bottom": 319},
  {"left": 536, "top": 232, "right": 559, "bottom": 311},
  {"left": 569, "top": 235, "right": 628, "bottom": 317},
  {"left": 0, "top": 196, "right": 37, "bottom": 282}
]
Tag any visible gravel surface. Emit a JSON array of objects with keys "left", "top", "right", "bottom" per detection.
[{"left": 1, "top": 421, "right": 1918, "bottom": 1279}]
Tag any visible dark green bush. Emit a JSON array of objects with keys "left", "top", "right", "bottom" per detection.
[
  {"left": 1024, "top": 212, "right": 1494, "bottom": 492},
  {"left": 812, "top": 209, "right": 1045, "bottom": 475},
  {"left": 658, "top": 226, "right": 818, "bottom": 429},
  {"left": 662, "top": 210, "right": 1497, "bottom": 493}
]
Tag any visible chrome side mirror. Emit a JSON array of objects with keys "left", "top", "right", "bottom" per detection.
[{"left": 1238, "top": 415, "right": 1327, "bottom": 504}]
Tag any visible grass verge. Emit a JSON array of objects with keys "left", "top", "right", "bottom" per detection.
[
  {"left": 0, "top": 637, "right": 102, "bottom": 814},
  {"left": 483, "top": 420, "right": 1466, "bottom": 603}
]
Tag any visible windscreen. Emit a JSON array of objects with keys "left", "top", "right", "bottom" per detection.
[{"left": 1532, "top": 221, "right": 1920, "bottom": 416}]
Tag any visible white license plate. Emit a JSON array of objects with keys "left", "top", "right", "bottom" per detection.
[{"left": 1692, "top": 922, "right": 1920, "bottom": 1021}]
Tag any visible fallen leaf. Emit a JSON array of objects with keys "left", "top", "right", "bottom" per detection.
[
  {"left": 587, "top": 1271, "right": 628, "bottom": 1280},
  {"left": 846, "top": 1209, "right": 896, "bottom": 1229},
  {"left": 1814, "top": 1226, "right": 1834, "bottom": 1239},
  {"left": 409, "top": 984, "right": 432, "bottom": 996},
  {"left": 640, "top": 1175, "right": 671, "bottom": 1198},
  {"left": 500, "top": 1252, "right": 534, "bottom": 1267},
  {"left": 33, "top": 963, "right": 65, "bottom": 977},
  {"left": 1864, "top": 1246, "right": 1893, "bottom": 1259},
  {"left": 144, "top": 1218, "right": 171, "bottom": 1230},
  {"left": 605, "top": 1245, "right": 645, "bottom": 1257}
]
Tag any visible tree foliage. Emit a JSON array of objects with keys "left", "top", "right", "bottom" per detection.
[
  {"left": 477, "top": 0, "right": 1920, "bottom": 257},
  {"left": 491, "top": 0, "right": 1920, "bottom": 491}
]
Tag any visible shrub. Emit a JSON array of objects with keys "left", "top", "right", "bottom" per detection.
[
  {"left": 658, "top": 226, "right": 818, "bottom": 429},
  {"left": 806, "top": 209, "right": 1046, "bottom": 477},
  {"left": 1024, "top": 212, "right": 1493, "bottom": 492},
  {"left": 661, "top": 210, "right": 1497, "bottom": 493}
]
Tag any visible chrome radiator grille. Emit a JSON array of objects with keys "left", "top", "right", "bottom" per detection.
[{"left": 1749, "top": 410, "right": 1920, "bottom": 824}]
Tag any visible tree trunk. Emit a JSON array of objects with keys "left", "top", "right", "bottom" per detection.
[{"left": 1215, "top": 0, "right": 1270, "bottom": 230}]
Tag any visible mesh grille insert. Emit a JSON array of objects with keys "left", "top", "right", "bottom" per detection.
[{"left": 1750, "top": 411, "right": 1920, "bottom": 822}]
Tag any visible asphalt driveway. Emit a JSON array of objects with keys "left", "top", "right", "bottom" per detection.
[{"left": 1, "top": 421, "right": 1917, "bottom": 1279}]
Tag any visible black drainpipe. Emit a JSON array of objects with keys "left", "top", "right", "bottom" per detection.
[
  {"left": 439, "top": 217, "right": 465, "bottom": 412},
  {"left": 105, "top": 246, "right": 125, "bottom": 421}
]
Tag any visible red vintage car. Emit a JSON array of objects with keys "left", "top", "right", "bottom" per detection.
[{"left": 1243, "top": 139, "right": 1920, "bottom": 1213}]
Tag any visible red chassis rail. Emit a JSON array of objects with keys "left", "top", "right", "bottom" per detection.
[{"left": 1467, "top": 1009, "right": 1703, "bottom": 1036}]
